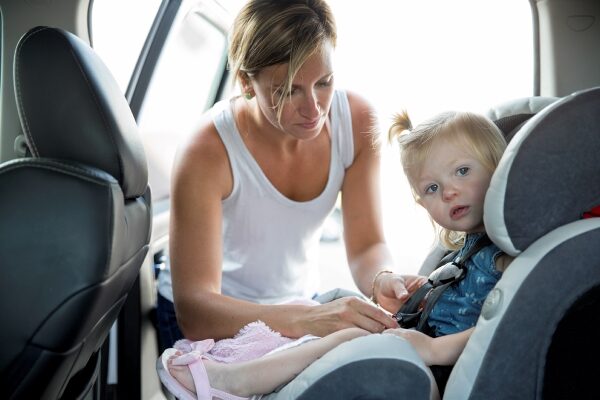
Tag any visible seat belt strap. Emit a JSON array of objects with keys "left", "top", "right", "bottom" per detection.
[{"left": 395, "top": 234, "right": 492, "bottom": 333}]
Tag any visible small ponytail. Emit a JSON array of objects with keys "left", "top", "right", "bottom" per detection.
[{"left": 388, "top": 109, "right": 413, "bottom": 143}]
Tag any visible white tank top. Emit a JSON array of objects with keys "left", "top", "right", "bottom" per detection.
[{"left": 158, "top": 90, "right": 354, "bottom": 304}]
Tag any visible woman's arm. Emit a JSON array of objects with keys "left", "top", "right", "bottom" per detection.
[
  {"left": 169, "top": 115, "right": 245, "bottom": 340},
  {"left": 340, "top": 91, "right": 415, "bottom": 313},
  {"left": 385, "top": 327, "right": 475, "bottom": 366},
  {"left": 170, "top": 114, "right": 396, "bottom": 341}
]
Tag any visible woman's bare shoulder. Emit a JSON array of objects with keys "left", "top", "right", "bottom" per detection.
[
  {"left": 344, "top": 89, "right": 375, "bottom": 114},
  {"left": 343, "top": 89, "right": 380, "bottom": 154},
  {"left": 173, "top": 111, "right": 232, "bottom": 196}
]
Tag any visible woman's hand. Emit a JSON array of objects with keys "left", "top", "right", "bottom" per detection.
[
  {"left": 298, "top": 296, "right": 398, "bottom": 337},
  {"left": 374, "top": 273, "right": 428, "bottom": 314}
]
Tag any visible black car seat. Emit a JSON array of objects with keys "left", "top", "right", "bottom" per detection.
[
  {"left": 444, "top": 86, "right": 600, "bottom": 399},
  {"left": 0, "top": 26, "right": 151, "bottom": 399}
]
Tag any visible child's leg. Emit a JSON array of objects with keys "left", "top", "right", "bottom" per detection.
[{"left": 169, "top": 327, "right": 369, "bottom": 398}]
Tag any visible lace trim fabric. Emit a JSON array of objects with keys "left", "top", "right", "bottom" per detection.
[{"left": 175, "top": 320, "right": 301, "bottom": 363}]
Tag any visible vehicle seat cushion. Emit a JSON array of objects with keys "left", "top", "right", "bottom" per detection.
[
  {"left": 486, "top": 96, "right": 559, "bottom": 141},
  {"left": 445, "top": 219, "right": 600, "bottom": 399},
  {"left": 484, "top": 86, "right": 600, "bottom": 255},
  {"left": 14, "top": 26, "right": 147, "bottom": 199},
  {"left": 262, "top": 334, "right": 439, "bottom": 400},
  {"left": 0, "top": 159, "right": 147, "bottom": 374}
]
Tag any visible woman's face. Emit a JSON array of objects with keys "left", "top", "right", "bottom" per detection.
[{"left": 249, "top": 41, "right": 336, "bottom": 141}]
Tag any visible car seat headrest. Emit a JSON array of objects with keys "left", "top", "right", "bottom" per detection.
[
  {"left": 14, "top": 26, "right": 148, "bottom": 199},
  {"left": 484, "top": 86, "right": 600, "bottom": 256},
  {"left": 486, "top": 96, "right": 560, "bottom": 141}
]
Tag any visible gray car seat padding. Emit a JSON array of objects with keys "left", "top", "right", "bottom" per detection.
[
  {"left": 484, "top": 86, "right": 600, "bottom": 256},
  {"left": 485, "top": 96, "right": 559, "bottom": 141},
  {"left": 445, "top": 218, "right": 600, "bottom": 399},
  {"left": 446, "top": 86, "right": 600, "bottom": 399},
  {"left": 262, "top": 334, "right": 439, "bottom": 400}
]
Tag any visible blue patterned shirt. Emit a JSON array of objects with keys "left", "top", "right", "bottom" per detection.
[{"left": 427, "top": 233, "right": 503, "bottom": 337}]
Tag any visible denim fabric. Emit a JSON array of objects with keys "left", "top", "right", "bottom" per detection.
[
  {"left": 156, "top": 293, "right": 184, "bottom": 353},
  {"left": 427, "top": 233, "right": 503, "bottom": 336}
]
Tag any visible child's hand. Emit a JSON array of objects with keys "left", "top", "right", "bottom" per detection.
[{"left": 374, "top": 274, "right": 428, "bottom": 313}]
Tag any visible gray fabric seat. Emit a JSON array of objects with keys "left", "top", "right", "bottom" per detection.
[{"left": 0, "top": 27, "right": 151, "bottom": 399}]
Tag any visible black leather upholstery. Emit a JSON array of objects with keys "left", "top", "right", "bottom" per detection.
[
  {"left": 0, "top": 26, "right": 151, "bottom": 399},
  {"left": 14, "top": 26, "right": 148, "bottom": 199}
]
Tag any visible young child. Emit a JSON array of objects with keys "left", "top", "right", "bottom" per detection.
[{"left": 384, "top": 110, "right": 513, "bottom": 392}]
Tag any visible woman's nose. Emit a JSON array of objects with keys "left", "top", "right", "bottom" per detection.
[{"left": 298, "top": 92, "right": 321, "bottom": 119}]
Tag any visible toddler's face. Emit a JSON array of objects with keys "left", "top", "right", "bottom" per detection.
[{"left": 412, "top": 136, "right": 493, "bottom": 233}]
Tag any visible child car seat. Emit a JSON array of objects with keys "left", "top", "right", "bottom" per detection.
[
  {"left": 444, "top": 85, "right": 600, "bottom": 399},
  {"left": 262, "top": 87, "right": 600, "bottom": 399}
]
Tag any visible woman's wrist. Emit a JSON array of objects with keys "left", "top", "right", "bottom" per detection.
[{"left": 370, "top": 269, "right": 394, "bottom": 305}]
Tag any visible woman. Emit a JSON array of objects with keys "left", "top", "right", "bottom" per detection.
[{"left": 157, "top": 0, "right": 422, "bottom": 348}]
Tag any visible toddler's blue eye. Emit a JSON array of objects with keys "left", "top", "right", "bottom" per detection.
[
  {"left": 457, "top": 167, "right": 470, "bottom": 176},
  {"left": 425, "top": 183, "right": 439, "bottom": 194}
]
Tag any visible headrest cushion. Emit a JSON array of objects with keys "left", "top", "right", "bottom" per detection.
[
  {"left": 14, "top": 26, "right": 148, "bottom": 198},
  {"left": 484, "top": 87, "right": 600, "bottom": 255},
  {"left": 486, "top": 96, "right": 559, "bottom": 141}
]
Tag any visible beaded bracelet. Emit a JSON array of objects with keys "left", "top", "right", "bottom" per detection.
[{"left": 370, "top": 270, "right": 394, "bottom": 305}]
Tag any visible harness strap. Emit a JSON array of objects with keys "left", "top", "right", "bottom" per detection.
[
  {"left": 395, "top": 234, "right": 492, "bottom": 334},
  {"left": 415, "top": 282, "right": 453, "bottom": 332},
  {"left": 394, "top": 282, "right": 433, "bottom": 328}
]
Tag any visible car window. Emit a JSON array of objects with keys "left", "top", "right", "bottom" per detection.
[
  {"left": 135, "top": 2, "right": 231, "bottom": 201},
  {"left": 323, "top": 0, "right": 533, "bottom": 284},
  {"left": 329, "top": 0, "right": 533, "bottom": 121},
  {"left": 91, "top": 0, "right": 162, "bottom": 93},
  {"left": 91, "top": 0, "right": 232, "bottom": 202}
]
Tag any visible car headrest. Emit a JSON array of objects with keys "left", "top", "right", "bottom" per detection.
[
  {"left": 484, "top": 86, "right": 600, "bottom": 256},
  {"left": 486, "top": 96, "right": 560, "bottom": 141},
  {"left": 14, "top": 26, "right": 148, "bottom": 199}
]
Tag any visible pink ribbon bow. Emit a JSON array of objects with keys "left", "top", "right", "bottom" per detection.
[{"left": 171, "top": 339, "right": 215, "bottom": 366}]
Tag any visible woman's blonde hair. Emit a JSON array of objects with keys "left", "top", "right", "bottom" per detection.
[
  {"left": 228, "top": 0, "right": 337, "bottom": 124},
  {"left": 389, "top": 110, "right": 507, "bottom": 250}
]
